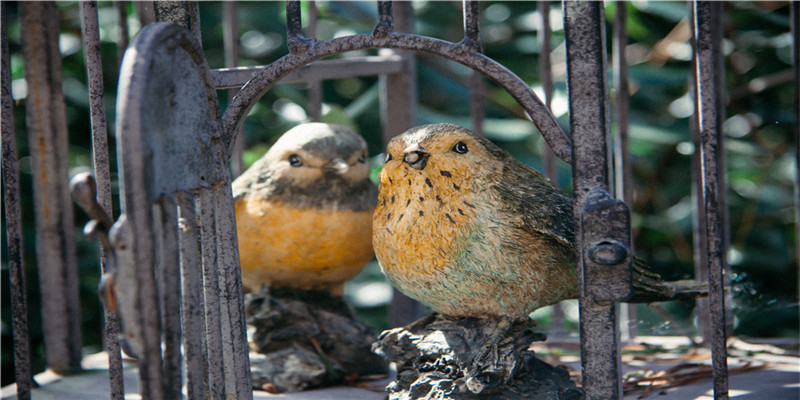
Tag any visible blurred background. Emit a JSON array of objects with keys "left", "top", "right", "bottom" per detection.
[{"left": 2, "top": 1, "right": 797, "bottom": 385}]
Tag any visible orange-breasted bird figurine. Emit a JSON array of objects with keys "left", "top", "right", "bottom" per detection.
[
  {"left": 233, "top": 123, "right": 377, "bottom": 294},
  {"left": 373, "top": 123, "right": 703, "bottom": 321}
]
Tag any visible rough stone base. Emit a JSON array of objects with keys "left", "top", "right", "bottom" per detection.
[
  {"left": 373, "top": 313, "right": 583, "bottom": 400},
  {"left": 245, "top": 286, "right": 387, "bottom": 392}
]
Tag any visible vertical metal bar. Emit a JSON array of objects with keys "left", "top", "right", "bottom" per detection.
[
  {"left": 375, "top": 0, "right": 394, "bottom": 37},
  {"left": 538, "top": 0, "right": 565, "bottom": 339},
  {"left": 136, "top": 1, "right": 156, "bottom": 27},
  {"left": 117, "top": 2, "right": 130, "bottom": 66},
  {"left": 154, "top": 1, "right": 202, "bottom": 47},
  {"left": 612, "top": 0, "right": 637, "bottom": 341},
  {"left": 222, "top": 1, "right": 244, "bottom": 176},
  {"left": 198, "top": 186, "right": 225, "bottom": 399},
  {"left": 538, "top": 1, "right": 557, "bottom": 181},
  {"left": 692, "top": 2, "right": 729, "bottom": 399},
  {"left": 286, "top": 0, "right": 312, "bottom": 54},
  {"left": 19, "top": 1, "right": 83, "bottom": 371},
  {"left": 688, "top": 3, "right": 712, "bottom": 344},
  {"left": 155, "top": 196, "right": 183, "bottom": 400},
  {"left": 791, "top": 0, "right": 800, "bottom": 325},
  {"left": 2, "top": 4, "right": 33, "bottom": 398},
  {"left": 308, "top": 1, "right": 323, "bottom": 122},
  {"left": 176, "top": 191, "right": 205, "bottom": 400},
  {"left": 213, "top": 182, "right": 253, "bottom": 400},
  {"left": 564, "top": 1, "right": 623, "bottom": 399},
  {"left": 80, "top": 2, "right": 125, "bottom": 398},
  {"left": 381, "top": 1, "right": 421, "bottom": 326},
  {"left": 463, "top": 1, "right": 484, "bottom": 136}
]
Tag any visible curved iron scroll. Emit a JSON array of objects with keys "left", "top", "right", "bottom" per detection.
[{"left": 220, "top": 5, "right": 572, "bottom": 165}]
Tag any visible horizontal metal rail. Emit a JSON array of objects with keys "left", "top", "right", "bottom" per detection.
[{"left": 211, "top": 54, "right": 405, "bottom": 89}]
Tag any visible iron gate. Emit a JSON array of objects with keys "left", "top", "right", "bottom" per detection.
[{"left": 3, "top": 1, "right": 798, "bottom": 400}]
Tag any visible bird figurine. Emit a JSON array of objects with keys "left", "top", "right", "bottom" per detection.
[
  {"left": 233, "top": 122, "right": 378, "bottom": 294},
  {"left": 373, "top": 123, "right": 703, "bottom": 319}
]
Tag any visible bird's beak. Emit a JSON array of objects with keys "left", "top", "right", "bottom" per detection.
[
  {"left": 403, "top": 145, "right": 430, "bottom": 170},
  {"left": 323, "top": 158, "right": 349, "bottom": 175}
]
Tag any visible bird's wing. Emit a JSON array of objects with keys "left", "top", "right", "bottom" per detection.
[{"left": 494, "top": 160, "right": 575, "bottom": 247}]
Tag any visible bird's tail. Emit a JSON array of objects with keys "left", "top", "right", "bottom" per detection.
[{"left": 630, "top": 257, "right": 709, "bottom": 303}]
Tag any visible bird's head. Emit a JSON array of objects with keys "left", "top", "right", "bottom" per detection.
[
  {"left": 380, "top": 124, "right": 504, "bottom": 191},
  {"left": 262, "top": 123, "right": 370, "bottom": 184}
]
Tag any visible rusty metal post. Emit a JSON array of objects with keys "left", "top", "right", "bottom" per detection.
[
  {"left": 19, "top": 1, "right": 84, "bottom": 371},
  {"left": 154, "top": 1, "right": 202, "bottom": 46},
  {"left": 537, "top": 0, "right": 567, "bottom": 339},
  {"left": 80, "top": 2, "right": 125, "bottom": 398},
  {"left": 612, "top": 0, "right": 637, "bottom": 341},
  {"left": 463, "top": 0, "right": 485, "bottom": 136},
  {"left": 308, "top": 1, "right": 323, "bottom": 122},
  {"left": 117, "top": 1, "right": 130, "bottom": 66},
  {"left": 379, "top": 0, "right": 423, "bottom": 326},
  {"left": 565, "top": 2, "right": 632, "bottom": 398},
  {"left": 2, "top": 3, "right": 33, "bottom": 398},
  {"left": 223, "top": 1, "right": 244, "bottom": 176},
  {"left": 176, "top": 191, "right": 205, "bottom": 400},
  {"left": 692, "top": 2, "right": 729, "bottom": 399},
  {"left": 380, "top": 0, "right": 417, "bottom": 144},
  {"left": 792, "top": 0, "right": 800, "bottom": 323}
]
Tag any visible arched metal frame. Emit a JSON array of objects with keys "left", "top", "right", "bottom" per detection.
[{"left": 220, "top": 1, "right": 573, "bottom": 164}]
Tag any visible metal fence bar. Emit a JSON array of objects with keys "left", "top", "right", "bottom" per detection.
[
  {"left": 117, "top": 1, "right": 130, "bottom": 67},
  {"left": 79, "top": 3, "right": 125, "bottom": 397},
  {"left": 19, "top": 1, "right": 84, "bottom": 371},
  {"left": 212, "top": 55, "right": 406, "bottom": 89},
  {"left": 688, "top": 1, "right": 712, "bottom": 344},
  {"left": 792, "top": 0, "right": 800, "bottom": 324},
  {"left": 2, "top": 4, "right": 33, "bottom": 398},
  {"left": 222, "top": 1, "right": 244, "bottom": 176},
  {"left": 691, "top": 2, "right": 730, "bottom": 399},
  {"left": 213, "top": 182, "right": 253, "bottom": 400},
  {"left": 154, "top": 1, "right": 202, "bottom": 46},
  {"left": 537, "top": 0, "right": 566, "bottom": 340},
  {"left": 612, "top": 0, "right": 637, "bottom": 341},
  {"left": 308, "top": 1, "right": 322, "bottom": 122},
  {"left": 176, "top": 190, "right": 206, "bottom": 400},
  {"left": 155, "top": 195, "right": 183, "bottom": 400},
  {"left": 463, "top": 1, "right": 485, "bottom": 136},
  {"left": 198, "top": 186, "right": 226, "bottom": 399},
  {"left": 564, "top": 1, "right": 629, "bottom": 398}
]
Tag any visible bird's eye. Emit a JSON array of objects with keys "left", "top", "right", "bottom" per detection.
[
  {"left": 288, "top": 154, "right": 302, "bottom": 167},
  {"left": 384, "top": 153, "right": 392, "bottom": 164},
  {"left": 358, "top": 151, "right": 367, "bottom": 163},
  {"left": 452, "top": 141, "right": 468, "bottom": 154}
]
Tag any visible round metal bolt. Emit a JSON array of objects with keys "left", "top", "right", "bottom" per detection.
[{"left": 588, "top": 241, "right": 629, "bottom": 265}]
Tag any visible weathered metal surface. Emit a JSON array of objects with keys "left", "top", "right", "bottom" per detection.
[
  {"left": 176, "top": 191, "right": 205, "bottom": 400},
  {"left": 612, "top": 0, "right": 638, "bottom": 341},
  {"left": 115, "top": 22, "right": 252, "bottom": 399},
  {"left": 79, "top": 3, "right": 125, "bottom": 398},
  {"left": 153, "top": 1, "right": 201, "bottom": 46},
  {"left": 307, "top": 2, "right": 323, "bottom": 123},
  {"left": 692, "top": 2, "right": 730, "bottom": 399},
  {"left": 155, "top": 195, "right": 183, "bottom": 400},
  {"left": 19, "top": 1, "right": 84, "bottom": 371},
  {"left": 212, "top": 182, "right": 253, "bottom": 399},
  {"left": 197, "top": 186, "right": 226, "bottom": 399},
  {"left": 463, "top": 1, "right": 485, "bottom": 136},
  {"left": 116, "top": 2, "right": 130, "bottom": 66},
  {"left": 1, "top": 4, "right": 33, "bottom": 398},
  {"left": 564, "top": 1, "right": 627, "bottom": 398},
  {"left": 220, "top": 26, "right": 571, "bottom": 165},
  {"left": 792, "top": 0, "right": 800, "bottom": 323},
  {"left": 212, "top": 55, "right": 405, "bottom": 90},
  {"left": 222, "top": 1, "right": 245, "bottom": 176}
]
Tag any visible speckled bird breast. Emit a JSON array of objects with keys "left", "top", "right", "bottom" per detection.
[{"left": 373, "top": 158, "right": 577, "bottom": 318}]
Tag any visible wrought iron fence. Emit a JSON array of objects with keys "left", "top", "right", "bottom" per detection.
[{"left": 2, "top": 1, "right": 798, "bottom": 400}]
